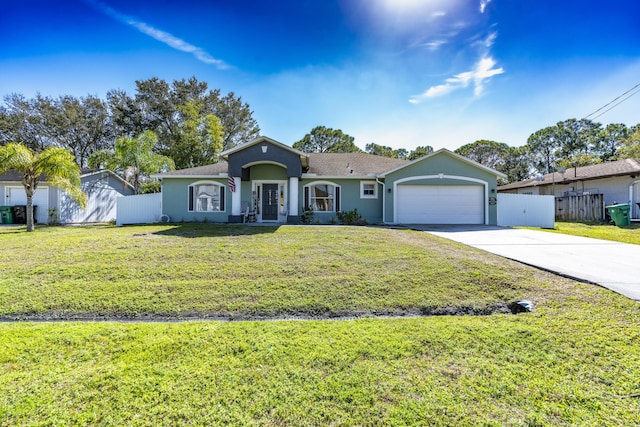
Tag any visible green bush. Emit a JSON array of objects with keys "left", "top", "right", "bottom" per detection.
[
  {"left": 300, "top": 208, "right": 314, "bottom": 224},
  {"left": 337, "top": 208, "right": 367, "bottom": 225}
]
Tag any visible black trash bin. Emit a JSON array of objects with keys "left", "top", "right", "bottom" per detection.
[
  {"left": 12, "top": 205, "right": 37, "bottom": 224},
  {"left": 12, "top": 205, "right": 26, "bottom": 224}
]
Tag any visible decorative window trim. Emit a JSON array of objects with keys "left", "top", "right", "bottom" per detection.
[
  {"left": 188, "top": 181, "right": 225, "bottom": 212},
  {"left": 360, "top": 181, "right": 378, "bottom": 199},
  {"left": 303, "top": 181, "right": 341, "bottom": 212}
]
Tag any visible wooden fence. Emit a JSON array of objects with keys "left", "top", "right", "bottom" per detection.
[{"left": 555, "top": 194, "right": 604, "bottom": 221}]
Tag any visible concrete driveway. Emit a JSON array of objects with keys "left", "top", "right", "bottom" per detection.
[{"left": 413, "top": 225, "right": 640, "bottom": 302}]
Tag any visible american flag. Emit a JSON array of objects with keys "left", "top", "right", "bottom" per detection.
[{"left": 227, "top": 176, "right": 236, "bottom": 192}]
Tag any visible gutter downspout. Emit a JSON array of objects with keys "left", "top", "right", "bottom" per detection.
[{"left": 376, "top": 176, "right": 386, "bottom": 224}]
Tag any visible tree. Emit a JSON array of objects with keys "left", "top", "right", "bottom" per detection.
[
  {"left": 527, "top": 126, "right": 562, "bottom": 175},
  {"left": 0, "top": 143, "right": 86, "bottom": 232},
  {"left": 292, "top": 126, "right": 361, "bottom": 153},
  {"left": 527, "top": 119, "right": 603, "bottom": 175},
  {"left": 455, "top": 140, "right": 510, "bottom": 170},
  {"left": 0, "top": 94, "right": 51, "bottom": 151},
  {"left": 616, "top": 125, "right": 640, "bottom": 159},
  {"left": 170, "top": 100, "right": 224, "bottom": 169},
  {"left": 408, "top": 146, "right": 434, "bottom": 160},
  {"left": 595, "top": 123, "right": 628, "bottom": 161},
  {"left": 1, "top": 93, "right": 113, "bottom": 167},
  {"left": 46, "top": 95, "right": 113, "bottom": 167},
  {"left": 116, "top": 76, "right": 260, "bottom": 160},
  {"left": 501, "top": 146, "right": 532, "bottom": 183},
  {"left": 365, "top": 142, "right": 400, "bottom": 158},
  {"left": 89, "top": 131, "right": 175, "bottom": 194}
]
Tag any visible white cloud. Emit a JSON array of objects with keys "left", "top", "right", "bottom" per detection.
[
  {"left": 409, "top": 56, "right": 503, "bottom": 103},
  {"left": 480, "top": 0, "right": 492, "bottom": 14},
  {"left": 86, "top": 0, "right": 229, "bottom": 69}
]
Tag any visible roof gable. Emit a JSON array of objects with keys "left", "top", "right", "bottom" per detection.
[
  {"left": 220, "top": 136, "right": 308, "bottom": 159},
  {"left": 380, "top": 148, "right": 507, "bottom": 178}
]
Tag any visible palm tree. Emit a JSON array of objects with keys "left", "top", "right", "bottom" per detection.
[
  {"left": 89, "top": 130, "right": 174, "bottom": 194},
  {"left": 0, "top": 143, "right": 86, "bottom": 232}
]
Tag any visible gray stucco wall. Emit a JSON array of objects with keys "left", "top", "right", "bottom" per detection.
[{"left": 227, "top": 142, "right": 302, "bottom": 178}]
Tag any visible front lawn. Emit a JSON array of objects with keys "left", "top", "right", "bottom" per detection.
[
  {"left": 539, "top": 221, "right": 640, "bottom": 245},
  {"left": 1, "top": 224, "right": 639, "bottom": 425},
  {"left": 1, "top": 224, "right": 549, "bottom": 319}
]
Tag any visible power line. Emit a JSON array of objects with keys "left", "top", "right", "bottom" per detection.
[
  {"left": 583, "top": 82, "right": 640, "bottom": 120},
  {"left": 589, "top": 86, "right": 640, "bottom": 120}
]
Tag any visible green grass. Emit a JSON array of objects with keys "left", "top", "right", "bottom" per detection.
[
  {"left": 1, "top": 297, "right": 639, "bottom": 425},
  {"left": 1, "top": 224, "right": 545, "bottom": 318},
  {"left": 536, "top": 221, "right": 640, "bottom": 245},
  {"left": 1, "top": 224, "right": 639, "bottom": 425}
]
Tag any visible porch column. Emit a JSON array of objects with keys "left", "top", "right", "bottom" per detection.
[
  {"left": 231, "top": 176, "right": 241, "bottom": 216},
  {"left": 289, "top": 177, "right": 299, "bottom": 216}
]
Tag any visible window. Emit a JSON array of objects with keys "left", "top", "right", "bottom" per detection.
[
  {"left": 360, "top": 181, "right": 378, "bottom": 199},
  {"left": 304, "top": 182, "right": 340, "bottom": 212},
  {"left": 188, "top": 182, "right": 225, "bottom": 212}
]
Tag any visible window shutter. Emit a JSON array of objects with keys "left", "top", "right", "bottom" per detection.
[
  {"left": 304, "top": 187, "right": 309, "bottom": 210},
  {"left": 335, "top": 187, "right": 340, "bottom": 212},
  {"left": 188, "top": 186, "right": 194, "bottom": 211},
  {"left": 220, "top": 186, "right": 225, "bottom": 211}
]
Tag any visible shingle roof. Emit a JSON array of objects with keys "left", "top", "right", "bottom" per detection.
[
  {"left": 499, "top": 158, "right": 640, "bottom": 190},
  {"left": 155, "top": 154, "right": 410, "bottom": 178},
  {"left": 155, "top": 161, "right": 229, "bottom": 177},
  {"left": 306, "top": 153, "right": 409, "bottom": 176},
  {"left": 0, "top": 170, "right": 25, "bottom": 181}
]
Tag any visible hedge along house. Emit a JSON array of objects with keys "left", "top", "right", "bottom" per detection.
[{"left": 154, "top": 136, "right": 505, "bottom": 225}]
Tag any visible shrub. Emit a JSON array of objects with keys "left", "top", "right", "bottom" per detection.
[
  {"left": 336, "top": 208, "right": 367, "bottom": 226},
  {"left": 300, "top": 208, "right": 314, "bottom": 224}
]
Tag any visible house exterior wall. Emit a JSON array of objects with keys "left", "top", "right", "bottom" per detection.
[
  {"left": 298, "top": 177, "right": 384, "bottom": 224},
  {"left": 161, "top": 177, "right": 229, "bottom": 222},
  {"left": 58, "top": 173, "right": 134, "bottom": 223},
  {"left": 0, "top": 182, "right": 52, "bottom": 223},
  {"left": 227, "top": 141, "right": 302, "bottom": 178},
  {"left": 384, "top": 152, "right": 500, "bottom": 225}
]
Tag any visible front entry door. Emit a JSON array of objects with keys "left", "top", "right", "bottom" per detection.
[{"left": 262, "top": 184, "right": 279, "bottom": 221}]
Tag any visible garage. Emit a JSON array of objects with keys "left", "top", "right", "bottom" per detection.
[
  {"left": 5, "top": 186, "right": 49, "bottom": 224},
  {"left": 396, "top": 184, "right": 485, "bottom": 224}
]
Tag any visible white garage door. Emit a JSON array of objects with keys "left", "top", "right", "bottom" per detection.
[
  {"left": 396, "top": 184, "right": 484, "bottom": 224},
  {"left": 6, "top": 186, "right": 49, "bottom": 224}
]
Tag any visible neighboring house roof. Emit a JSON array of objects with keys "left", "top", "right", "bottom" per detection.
[
  {"left": 80, "top": 169, "right": 136, "bottom": 191},
  {"left": 499, "top": 158, "right": 640, "bottom": 191},
  {"left": 0, "top": 169, "right": 135, "bottom": 191},
  {"left": 0, "top": 170, "right": 31, "bottom": 181}
]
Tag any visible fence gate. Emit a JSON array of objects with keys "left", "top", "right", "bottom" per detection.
[
  {"left": 555, "top": 194, "right": 604, "bottom": 222},
  {"left": 116, "top": 193, "right": 162, "bottom": 226},
  {"left": 497, "top": 194, "right": 555, "bottom": 228}
]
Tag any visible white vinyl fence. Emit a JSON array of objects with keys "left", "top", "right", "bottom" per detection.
[
  {"left": 116, "top": 193, "right": 162, "bottom": 226},
  {"left": 497, "top": 193, "right": 555, "bottom": 228}
]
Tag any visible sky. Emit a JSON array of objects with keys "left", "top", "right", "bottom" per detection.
[{"left": 1, "top": 0, "right": 639, "bottom": 152}]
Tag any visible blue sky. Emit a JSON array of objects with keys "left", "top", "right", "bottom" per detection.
[{"left": 1, "top": 0, "right": 639, "bottom": 152}]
